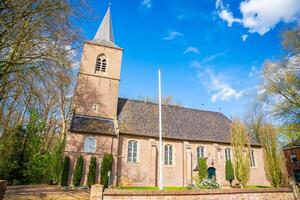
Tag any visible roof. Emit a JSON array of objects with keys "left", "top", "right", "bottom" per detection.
[
  {"left": 70, "top": 98, "right": 260, "bottom": 145},
  {"left": 283, "top": 139, "right": 300, "bottom": 150},
  {"left": 93, "top": 6, "right": 120, "bottom": 49}
]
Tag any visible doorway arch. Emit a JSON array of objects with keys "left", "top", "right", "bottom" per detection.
[{"left": 207, "top": 167, "right": 216, "bottom": 179}]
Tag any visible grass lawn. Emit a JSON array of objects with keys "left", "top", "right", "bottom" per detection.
[{"left": 119, "top": 186, "right": 187, "bottom": 190}]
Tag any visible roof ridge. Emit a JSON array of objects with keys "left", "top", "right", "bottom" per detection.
[{"left": 118, "top": 97, "right": 228, "bottom": 117}]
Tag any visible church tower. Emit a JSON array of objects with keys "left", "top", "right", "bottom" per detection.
[{"left": 74, "top": 6, "right": 123, "bottom": 120}]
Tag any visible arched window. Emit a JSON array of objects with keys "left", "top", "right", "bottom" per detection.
[
  {"left": 164, "top": 144, "right": 173, "bottom": 165},
  {"left": 101, "top": 59, "right": 107, "bottom": 72},
  {"left": 225, "top": 148, "right": 231, "bottom": 161},
  {"left": 197, "top": 146, "right": 204, "bottom": 159},
  {"left": 127, "top": 140, "right": 138, "bottom": 163},
  {"left": 84, "top": 136, "right": 96, "bottom": 153},
  {"left": 94, "top": 55, "right": 107, "bottom": 73},
  {"left": 250, "top": 149, "right": 256, "bottom": 167}
]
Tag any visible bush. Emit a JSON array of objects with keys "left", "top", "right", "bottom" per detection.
[
  {"left": 60, "top": 156, "right": 70, "bottom": 186},
  {"left": 100, "top": 153, "right": 113, "bottom": 188},
  {"left": 87, "top": 157, "right": 97, "bottom": 187},
  {"left": 73, "top": 156, "right": 84, "bottom": 186},
  {"left": 225, "top": 160, "right": 234, "bottom": 185},
  {"left": 198, "top": 177, "right": 220, "bottom": 189},
  {"left": 198, "top": 158, "right": 208, "bottom": 182}
]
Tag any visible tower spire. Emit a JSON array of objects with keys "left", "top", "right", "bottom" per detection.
[{"left": 93, "top": 4, "right": 119, "bottom": 48}]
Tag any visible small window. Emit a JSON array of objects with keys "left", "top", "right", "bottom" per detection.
[
  {"left": 127, "top": 140, "right": 138, "bottom": 163},
  {"left": 225, "top": 148, "right": 231, "bottom": 161},
  {"left": 101, "top": 59, "right": 106, "bottom": 72},
  {"left": 291, "top": 154, "right": 298, "bottom": 163},
  {"left": 93, "top": 104, "right": 98, "bottom": 112},
  {"left": 84, "top": 136, "right": 96, "bottom": 153},
  {"left": 95, "top": 57, "right": 101, "bottom": 72},
  {"left": 164, "top": 144, "right": 173, "bottom": 165},
  {"left": 197, "top": 146, "right": 204, "bottom": 159},
  {"left": 250, "top": 149, "right": 256, "bottom": 167}
]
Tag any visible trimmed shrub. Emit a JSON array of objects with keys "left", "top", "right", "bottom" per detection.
[
  {"left": 72, "top": 156, "right": 84, "bottom": 186},
  {"left": 60, "top": 156, "right": 70, "bottom": 186},
  {"left": 225, "top": 160, "right": 234, "bottom": 186},
  {"left": 87, "top": 157, "right": 97, "bottom": 187},
  {"left": 100, "top": 153, "right": 113, "bottom": 188},
  {"left": 198, "top": 158, "right": 208, "bottom": 182},
  {"left": 198, "top": 177, "right": 220, "bottom": 189}
]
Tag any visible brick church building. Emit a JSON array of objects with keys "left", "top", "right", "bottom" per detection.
[{"left": 64, "top": 6, "right": 269, "bottom": 187}]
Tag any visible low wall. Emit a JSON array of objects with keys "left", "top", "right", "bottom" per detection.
[
  {"left": 90, "top": 185, "right": 297, "bottom": 200},
  {"left": 0, "top": 180, "right": 7, "bottom": 200}
]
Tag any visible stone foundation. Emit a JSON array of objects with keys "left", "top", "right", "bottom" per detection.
[{"left": 90, "top": 186, "right": 297, "bottom": 200}]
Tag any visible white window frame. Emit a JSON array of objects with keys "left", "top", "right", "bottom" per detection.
[
  {"left": 197, "top": 146, "right": 205, "bottom": 159},
  {"left": 164, "top": 144, "right": 173, "bottom": 166},
  {"left": 250, "top": 149, "right": 256, "bottom": 167},
  {"left": 127, "top": 140, "right": 138, "bottom": 163},
  {"left": 290, "top": 154, "right": 297, "bottom": 163},
  {"left": 84, "top": 136, "right": 96, "bottom": 153},
  {"left": 225, "top": 148, "right": 231, "bottom": 161}
]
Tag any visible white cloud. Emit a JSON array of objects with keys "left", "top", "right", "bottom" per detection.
[
  {"left": 198, "top": 69, "right": 244, "bottom": 102},
  {"left": 241, "top": 34, "right": 248, "bottom": 41},
  {"left": 216, "top": 0, "right": 300, "bottom": 35},
  {"left": 248, "top": 65, "right": 261, "bottom": 77},
  {"left": 163, "top": 31, "right": 183, "bottom": 40},
  {"left": 218, "top": 10, "right": 241, "bottom": 27},
  {"left": 141, "top": 0, "right": 152, "bottom": 9},
  {"left": 190, "top": 60, "right": 201, "bottom": 68},
  {"left": 183, "top": 47, "right": 200, "bottom": 54},
  {"left": 199, "top": 52, "right": 226, "bottom": 64}
]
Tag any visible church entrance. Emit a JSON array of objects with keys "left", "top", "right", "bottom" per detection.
[{"left": 207, "top": 167, "right": 216, "bottom": 179}]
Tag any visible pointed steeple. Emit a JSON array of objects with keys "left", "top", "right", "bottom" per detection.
[{"left": 93, "top": 5, "right": 119, "bottom": 48}]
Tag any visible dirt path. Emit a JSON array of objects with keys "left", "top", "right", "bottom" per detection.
[{"left": 4, "top": 184, "right": 90, "bottom": 200}]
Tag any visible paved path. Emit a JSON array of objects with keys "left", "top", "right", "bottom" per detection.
[{"left": 4, "top": 184, "right": 89, "bottom": 200}]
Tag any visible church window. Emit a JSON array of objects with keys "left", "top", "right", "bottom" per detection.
[
  {"left": 101, "top": 59, "right": 107, "bottom": 72},
  {"left": 93, "top": 104, "right": 98, "bottom": 112},
  {"left": 84, "top": 136, "right": 96, "bottom": 153},
  {"left": 291, "top": 154, "right": 298, "bottom": 163},
  {"left": 225, "top": 148, "right": 231, "bottom": 161},
  {"left": 250, "top": 149, "right": 256, "bottom": 167},
  {"left": 95, "top": 57, "right": 101, "bottom": 72},
  {"left": 197, "top": 146, "right": 204, "bottom": 159},
  {"left": 164, "top": 144, "right": 173, "bottom": 165},
  {"left": 127, "top": 140, "right": 138, "bottom": 163}
]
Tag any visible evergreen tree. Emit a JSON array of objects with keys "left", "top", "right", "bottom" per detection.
[
  {"left": 73, "top": 156, "right": 84, "bottom": 186},
  {"left": 60, "top": 156, "right": 70, "bottom": 186},
  {"left": 87, "top": 157, "right": 97, "bottom": 187},
  {"left": 198, "top": 158, "right": 208, "bottom": 182},
  {"left": 225, "top": 160, "right": 234, "bottom": 186},
  {"left": 100, "top": 154, "right": 113, "bottom": 188}
]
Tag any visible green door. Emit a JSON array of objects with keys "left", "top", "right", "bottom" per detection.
[
  {"left": 207, "top": 167, "right": 216, "bottom": 179},
  {"left": 294, "top": 170, "right": 300, "bottom": 183}
]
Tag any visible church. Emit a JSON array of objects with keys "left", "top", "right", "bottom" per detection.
[{"left": 64, "top": 6, "right": 269, "bottom": 187}]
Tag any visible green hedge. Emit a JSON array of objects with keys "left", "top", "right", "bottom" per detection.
[
  {"left": 72, "top": 156, "right": 84, "bottom": 186},
  {"left": 100, "top": 153, "right": 113, "bottom": 188},
  {"left": 198, "top": 158, "right": 208, "bottom": 182},
  {"left": 87, "top": 157, "right": 97, "bottom": 187},
  {"left": 60, "top": 155, "right": 70, "bottom": 186},
  {"left": 225, "top": 160, "right": 234, "bottom": 185}
]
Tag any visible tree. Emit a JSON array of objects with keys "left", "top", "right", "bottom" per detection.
[
  {"left": 73, "top": 156, "right": 84, "bottom": 186},
  {"left": 198, "top": 158, "right": 208, "bottom": 182},
  {"left": 230, "top": 120, "right": 250, "bottom": 188},
  {"left": 100, "top": 154, "right": 113, "bottom": 188},
  {"left": 225, "top": 160, "right": 234, "bottom": 186},
  {"left": 259, "top": 124, "right": 287, "bottom": 188},
  {"left": 60, "top": 156, "right": 70, "bottom": 187},
  {"left": 87, "top": 157, "right": 97, "bottom": 187}
]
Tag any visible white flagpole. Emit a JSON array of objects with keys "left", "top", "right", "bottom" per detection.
[{"left": 158, "top": 69, "right": 163, "bottom": 190}]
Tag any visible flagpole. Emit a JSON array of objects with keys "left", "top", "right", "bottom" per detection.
[{"left": 158, "top": 69, "right": 163, "bottom": 190}]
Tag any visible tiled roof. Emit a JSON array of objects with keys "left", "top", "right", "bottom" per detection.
[{"left": 70, "top": 98, "right": 260, "bottom": 145}]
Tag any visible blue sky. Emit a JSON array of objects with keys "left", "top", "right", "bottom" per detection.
[{"left": 75, "top": 0, "right": 300, "bottom": 118}]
